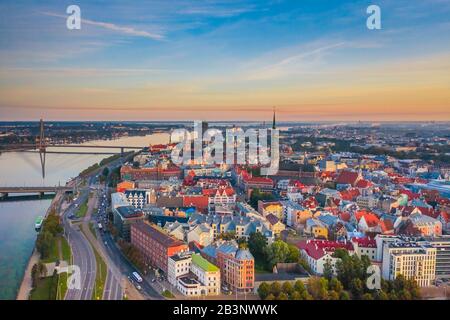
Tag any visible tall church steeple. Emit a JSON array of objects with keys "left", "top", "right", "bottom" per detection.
[{"left": 272, "top": 106, "right": 276, "bottom": 130}]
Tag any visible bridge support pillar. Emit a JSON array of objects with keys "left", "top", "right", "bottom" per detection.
[
  {"left": 39, "top": 192, "right": 44, "bottom": 198},
  {"left": 121, "top": 147, "right": 124, "bottom": 157}
]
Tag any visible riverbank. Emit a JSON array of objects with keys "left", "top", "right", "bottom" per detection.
[
  {"left": 16, "top": 249, "right": 40, "bottom": 300},
  {"left": 15, "top": 192, "right": 64, "bottom": 300},
  {"left": 2, "top": 133, "right": 168, "bottom": 299}
]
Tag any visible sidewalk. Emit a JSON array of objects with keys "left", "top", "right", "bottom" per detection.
[{"left": 16, "top": 249, "right": 40, "bottom": 300}]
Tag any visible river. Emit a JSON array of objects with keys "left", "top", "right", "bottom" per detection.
[{"left": 0, "top": 133, "right": 169, "bottom": 299}]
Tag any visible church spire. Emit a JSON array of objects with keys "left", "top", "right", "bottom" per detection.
[{"left": 272, "top": 106, "right": 276, "bottom": 130}]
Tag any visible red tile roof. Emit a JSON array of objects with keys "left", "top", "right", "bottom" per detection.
[
  {"left": 182, "top": 195, "right": 209, "bottom": 209},
  {"left": 418, "top": 207, "right": 439, "bottom": 219},
  {"left": 245, "top": 176, "right": 274, "bottom": 185},
  {"left": 296, "top": 240, "right": 354, "bottom": 260},
  {"left": 336, "top": 170, "right": 360, "bottom": 186},
  {"left": 351, "top": 237, "right": 377, "bottom": 248},
  {"left": 340, "top": 188, "right": 360, "bottom": 201},
  {"left": 399, "top": 189, "right": 420, "bottom": 200},
  {"left": 355, "top": 179, "right": 373, "bottom": 189},
  {"left": 339, "top": 212, "right": 351, "bottom": 222},
  {"left": 440, "top": 211, "right": 450, "bottom": 223}
]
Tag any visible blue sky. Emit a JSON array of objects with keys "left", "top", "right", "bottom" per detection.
[{"left": 0, "top": 0, "right": 449, "bottom": 121}]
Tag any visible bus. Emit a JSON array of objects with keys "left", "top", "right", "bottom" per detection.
[{"left": 132, "top": 272, "right": 143, "bottom": 283}]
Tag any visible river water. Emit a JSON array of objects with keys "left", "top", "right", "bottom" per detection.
[{"left": 0, "top": 133, "right": 169, "bottom": 299}]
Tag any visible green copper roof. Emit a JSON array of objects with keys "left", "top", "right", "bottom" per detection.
[{"left": 192, "top": 254, "right": 219, "bottom": 272}]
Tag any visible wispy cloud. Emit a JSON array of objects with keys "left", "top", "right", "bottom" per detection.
[
  {"left": 178, "top": 4, "right": 256, "bottom": 17},
  {"left": 42, "top": 11, "right": 165, "bottom": 40},
  {"left": 245, "top": 42, "right": 348, "bottom": 80}
]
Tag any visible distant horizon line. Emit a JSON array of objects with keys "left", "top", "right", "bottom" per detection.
[{"left": 1, "top": 120, "right": 449, "bottom": 124}]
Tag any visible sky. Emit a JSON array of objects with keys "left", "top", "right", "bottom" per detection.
[{"left": 0, "top": 0, "right": 449, "bottom": 121}]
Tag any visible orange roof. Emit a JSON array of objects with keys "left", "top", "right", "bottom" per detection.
[
  {"left": 340, "top": 188, "right": 360, "bottom": 201},
  {"left": 340, "top": 212, "right": 351, "bottom": 222},
  {"left": 355, "top": 211, "right": 380, "bottom": 227},
  {"left": 380, "top": 219, "right": 394, "bottom": 234}
]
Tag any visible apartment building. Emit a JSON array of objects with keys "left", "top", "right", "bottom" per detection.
[
  {"left": 130, "top": 222, "right": 188, "bottom": 274},
  {"left": 202, "top": 241, "right": 255, "bottom": 293},
  {"left": 381, "top": 241, "right": 436, "bottom": 287},
  {"left": 168, "top": 252, "right": 220, "bottom": 297}
]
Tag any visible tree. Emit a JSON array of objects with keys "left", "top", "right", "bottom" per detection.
[
  {"left": 278, "top": 292, "right": 289, "bottom": 300},
  {"left": 307, "top": 277, "right": 329, "bottom": 300},
  {"left": 294, "top": 280, "right": 306, "bottom": 294},
  {"left": 290, "top": 291, "right": 302, "bottom": 300},
  {"left": 265, "top": 293, "right": 275, "bottom": 300},
  {"left": 31, "top": 264, "right": 39, "bottom": 288},
  {"left": 301, "top": 291, "right": 313, "bottom": 300},
  {"left": 361, "top": 293, "right": 374, "bottom": 300},
  {"left": 282, "top": 282, "right": 294, "bottom": 296},
  {"left": 264, "top": 240, "right": 290, "bottom": 268},
  {"left": 398, "top": 289, "right": 412, "bottom": 300},
  {"left": 323, "top": 259, "right": 333, "bottom": 281},
  {"left": 328, "top": 290, "right": 339, "bottom": 300},
  {"left": 218, "top": 231, "right": 236, "bottom": 241},
  {"left": 237, "top": 238, "right": 248, "bottom": 249},
  {"left": 249, "top": 188, "right": 275, "bottom": 209},
  {"left": 350, "top": 278, "right": 364, "bottom": 299},
  {"left": 257, "top": 282, "right": 270, "bottom": 300},
  {"left": 375, "top": 290, "right": 389, "bottom": 300},
  {"left": 36, "top": 230, "right": 54, "bottom": 259},
  {"left": 270, "top": 282, "right": 282, "bottom": 297},
  {"left": 329, "top": 278, "right": 343, "bottom": 293},
  {"left": 339, "top": 291, "right": 350, "bottom": 300},
  {"left": 37, "top": 261, "right": 47, "bottom": 278},
  {"left": 287, "top": 244, "right": 300, "bottom": 263},
  {"left": 102, "top": 167, "right": 109, "bottom": 177},
  {"left": 248, "top": 232, "right": 267, "bottom": 261}
]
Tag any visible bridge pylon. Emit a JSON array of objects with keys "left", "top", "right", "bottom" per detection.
[{"left": 37, "top": 118, "right": 46, "bottom": 178}]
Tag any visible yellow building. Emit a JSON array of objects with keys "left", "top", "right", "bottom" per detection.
[
  {"left": 312, "top": 225, "right": 328, "bottom": 239},
  {"left": 258, "top": 201, "right": 284, "bottom": 220},
  {"left": 266, "top": 214, "right": 286, "bottom": 236}
]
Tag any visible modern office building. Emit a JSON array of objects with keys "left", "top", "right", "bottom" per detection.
[
  {"left": 422, "top": 236, "right": 450, "bottom": 279},
  {"left": 381, "top": 240, "right": 436, "bottom": 287}
]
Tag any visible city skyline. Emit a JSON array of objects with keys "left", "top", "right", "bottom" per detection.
[{"left": 1, "top": 0, "right": 450, "bottom": 121}]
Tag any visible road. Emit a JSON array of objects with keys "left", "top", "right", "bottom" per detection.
[
  {"left": 63, "top": 189, "right": 97, "bottom": 300},
  {"left": 63, "top": 154, "right": 161, "bottom": 300},
  {"left": 100, "top": 223, "right": 162, "bottom": 299}
]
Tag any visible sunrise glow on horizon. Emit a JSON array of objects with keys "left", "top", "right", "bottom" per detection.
[{"left": 1, "top": 0, "right": 449, "bottom": 121}]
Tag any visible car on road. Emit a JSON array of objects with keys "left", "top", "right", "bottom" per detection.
[{"left": 132, "top": 272, "right": 143, "bottom": 283}]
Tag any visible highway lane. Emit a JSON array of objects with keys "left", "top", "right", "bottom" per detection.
[
  {"left": 63, "top": 190, "right": 97, "bottom": 300},
  {"left": 101, "top": 231, "right": 162, "bottom": 300},
  {"left": 65, "top": 154, "right": 148, "bottom": 300}
]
